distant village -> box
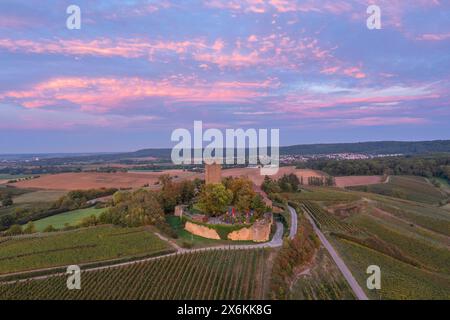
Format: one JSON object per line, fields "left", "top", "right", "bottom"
{"left": 279, "top": 153, "right": 403, "bottom": 164}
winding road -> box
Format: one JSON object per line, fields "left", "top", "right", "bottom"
{"left": 301, "top": 204, "right": 369, "bottom": 300}
{"left": 287, "top": 205, "right": 298, "bottom": 240}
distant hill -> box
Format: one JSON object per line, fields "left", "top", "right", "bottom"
{"left": 127, "top": 140, "right": 450, "bottom": 159}
{"left": 2, "top": 140, "right": 450, "bottom": 162}
{"left": 279, "top": 140, "right": 450, "bottom": 156}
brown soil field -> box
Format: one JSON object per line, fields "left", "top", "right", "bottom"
{"left": 221, "top": 166, "right": 326, "bottom": 186}
{"left": 335, "top": 175, "right": 383, "bottom": 188}
{"left": 11, "top": 170, "right": 202, "bottom": 191}
{"left": 11, "top": 166, "right": 326, "bottom": 190}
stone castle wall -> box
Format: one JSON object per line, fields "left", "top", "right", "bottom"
{"left": 184, "top": 221, "right": 221, "bottom": 240}
{"left": 205, "top": 163, "right": 222, "bottom": 184}
{"left": 227, "top": 219, "right": 272, "bottom": 242}
{"left": 185, "top": 215, "right": 273, "bottom": 243}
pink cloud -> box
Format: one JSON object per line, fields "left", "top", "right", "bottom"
{"left": 275, "top": 83, "right": 441, "bottom": 118}
{"left": 0, "top": 76, "right": 275, "bottom": 112}
{"left": 0, "top": 34, "right": 342, "bottom": 72}
{"left": 0, "top": 38, "right": 209, "bottom": 59}
{"left": 321, "top": 65, "right": 366, "bottom": 79}
{"left": 347, "top": 117, "right": 428, "bottom": 126}
{"left": 416, "top": 33, "right": 450, "bottom": 41}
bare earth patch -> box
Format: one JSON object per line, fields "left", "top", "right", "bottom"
{"left": 11, "top": 167, "right": 326, "bottom": 190}
{"left": 11, "top": 170, "right": 202, "bottom": 191}
{"left": 222, "top": 166, "right": 325, "bottom": 186}
{"left": 335, "top": 175, "right": 383, "bottom": 188}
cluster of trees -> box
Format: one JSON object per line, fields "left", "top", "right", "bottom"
{"left": 98, "top": 177, "right": 201, "bottom": 236}
{"left": 261, "top": 173, "right": 335, "bottom": 193}
{"left": 0, "top": 188, "right": 117, "bottom": 231}
{"left": 197, "top": 177, "right": 267, "bottom": 216}
{"left": 99, "top": 189, "right": 166, "bottom": 227}
{"left": 303, "top": 155, "right": 450, "bottom": 181}
{"left": 270, "top": 210, "right": 320, "bottom": 299}
{"left": 307, "top": 176, "right": 335, "bottom": 186}
{"left": 0, "top": 193, "right": 13, "bottom": 207}
{"left": 157, "top": 175, "right": 201, "bottom": 213}
{"left": 0, "top": 166, "right": 82, "bottom": 175}
{"left": 51, "top": 188, "right": 118, "bottom": 212}
{"left": 1, "top": 177, "right": 201, "bottom": 237}
{"left": 261, "top": 174, "right": 302, "bottom": 193}
{"left": 2, "top": 221, "right": 62, "bottom": 236}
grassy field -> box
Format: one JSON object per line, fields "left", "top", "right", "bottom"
{"left": 0, "top": 225, "right": 173, "bottom": 275}
{"left": 33, "top": 207, "right": 107, "bottom": 231}
{"left": 13, "top": 190, "right": 66, "bottom": 204}
{"left": 349, "top": 176, "right": 448, "bottom": 205}
{"left": 0, "top": 249, "right": 271, "bottom": 300}
{"left": 290, "top": 248, "right": 355, "bottom": 300}
{"left": 283, "top": 187, "right": 360, "bottom": 203}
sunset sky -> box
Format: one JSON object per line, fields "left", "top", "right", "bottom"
{"left": 1, "top": 0, "right": 449, "bottom": 153}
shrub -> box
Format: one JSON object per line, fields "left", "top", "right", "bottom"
{"left": 4, "top": 224, "right": 23, "bottom": 236}
{"left": 23, "top": 222, "right": 36, "bottom": 234}
{"left": 181, "top": 240, "right": 193, "bottom": 249}
{"left": 43, "top": 225, "right": 57, "bottom": 233}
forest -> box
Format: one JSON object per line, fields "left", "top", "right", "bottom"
{"left": 301, "top": 154, "right": 450, "bottom": 181}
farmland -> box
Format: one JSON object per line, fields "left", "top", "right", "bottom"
{"left": 288, "top": 182, "right": 450, "bottom": 300}
{"left": 283, "top": 187, "right": 360, "bottom": 203}
{"left": 0, "top": 226, "right": 173, "bottom": 275}
{"left": 11, "top": 171, "right": 199, "bottom": 190}
{"left": 10, "top": 167, "right": 327, "bottom": 191}
{"left": 0, "top": 248, "right": 271, "bottom": 300}
{"left": 368, "top": 195, "right": 450, "bottom": 236}
{"left": 12, "top": 190, "right": 67, "bottom": 204}
{"left": 222, "top": 167, "right": 325, "bottom": 186}
{"left": 348, "top": 213, "right": 450, "bottom": 273}
{"left": 348, "top": 176, "right": 448, "bottom": 205}
{"left": 331, "top": 237, "right": 450, "bottom": 299}
{"left": 33, "top": 207, "right": 107, "bottom": 231}
{"left": 300, "top": 201, "right": 361, "bottom": 234}
{"left": 335, "top": 175, "right": 383, "bottom": 188}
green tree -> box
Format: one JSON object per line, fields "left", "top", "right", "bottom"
{"left": 79, "top": 215, "right": 99, "bottom": 227}
{"left": 101, "top": 189, "right": 165, "bottom": 227}
{"left": 5, "top": 224, "right": 22, "bottom": 236}
{"left": 1, "top": 196, "right": 13, "bottom": 207}
{"left": 251, "top": 194, "right": 267, "bottom": 215}
{"left": 43, "top": 225, "right": 57, "bottom": 233}
{"left": 197, "top": 184, "right": 232, "bottom": 216}
{"left": 23, "top": 221, "right": 36, "bottom": 234}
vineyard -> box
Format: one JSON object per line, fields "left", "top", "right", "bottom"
{"left": 0, "top": 248, "right": 271, "bottom": 300}
{"left": 290, "top": 249, "right": 355, "bottom": 300}
{"left": 301, "top": 201, "right": 360, "bottom": 234}
{"left": 0, "top": 226, "right": 173, "bottom": 275}
{"left": 348, "top": 176, "right": 448, "bottom": 205}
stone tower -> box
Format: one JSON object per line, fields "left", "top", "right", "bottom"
{"left": 205, "top": 163, "right": 222, "bottom": 185}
